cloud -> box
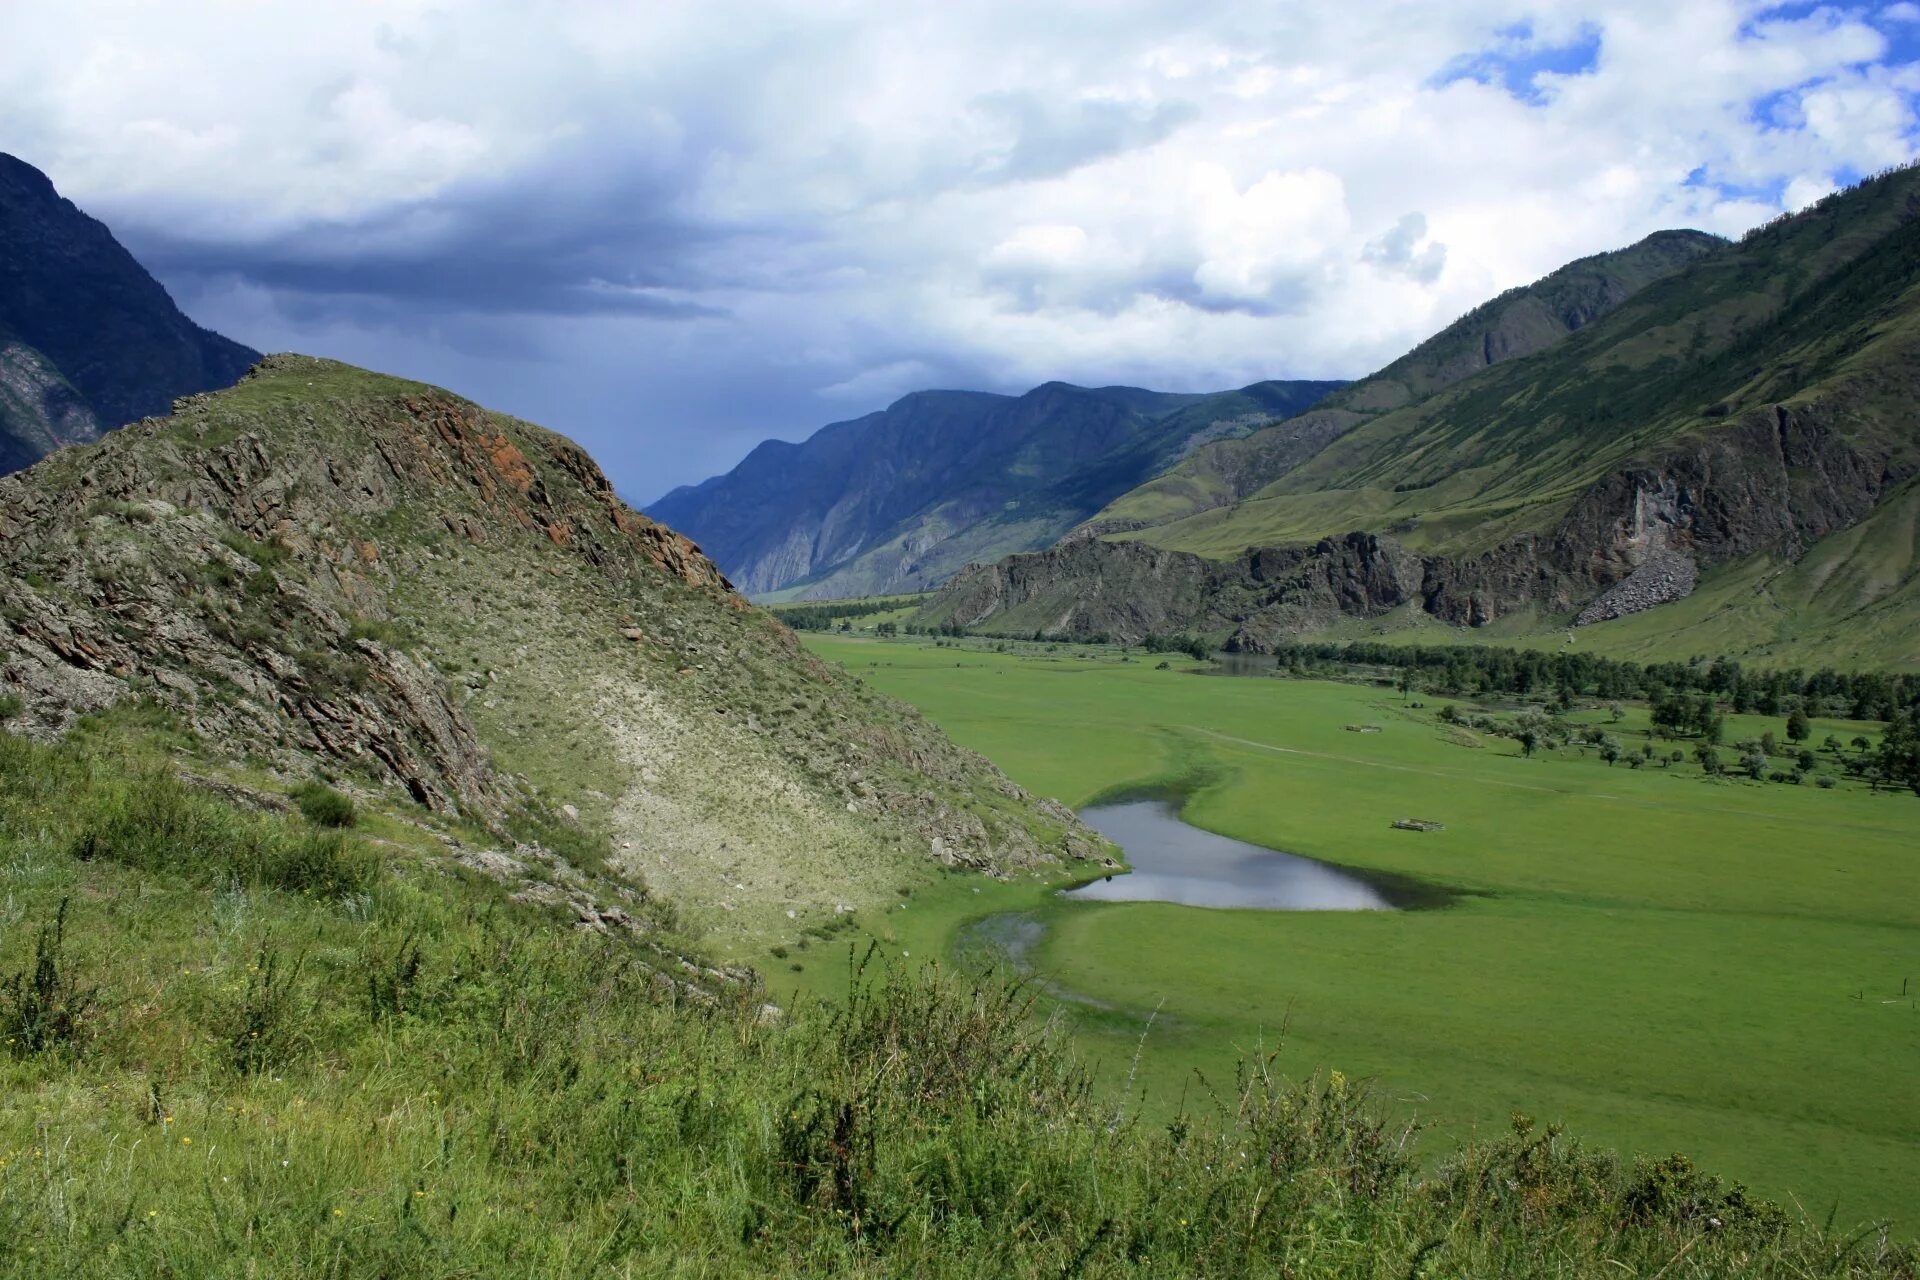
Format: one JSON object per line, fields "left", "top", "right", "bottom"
{"left": 0, "top": 0, "right": 1915, "bottom": 499}
{"left": 1363, "top": 213, "right": 1448, "bottom": 284}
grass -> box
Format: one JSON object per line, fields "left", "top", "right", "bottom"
{"left": 794, "top": 634, "right": 1920, "bottom": 1234}
{"left": 7, "top": 724, "right": 1908, "bottom": 1274}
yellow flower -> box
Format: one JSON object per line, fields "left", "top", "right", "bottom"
{"left": 181, "top": 1137, "right": 191, "bottom": 1145}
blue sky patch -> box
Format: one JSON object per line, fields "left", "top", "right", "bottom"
{"left": 1432, "top": 21, "right": 1603, "bottom": 105}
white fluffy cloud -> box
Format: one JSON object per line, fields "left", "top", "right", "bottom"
{"left": 1, "top": 0, "right": 1915, "bottom": 494}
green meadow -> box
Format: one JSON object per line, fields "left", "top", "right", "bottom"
{"left": 793, "top": 634, "right": 1920, "bottom": 1231}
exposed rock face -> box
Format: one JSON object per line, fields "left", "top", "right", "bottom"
{"left": 0, "top": 338, "right": 102, "bottom": 473}
{"left": 926, "top": 398, "right": 1897, "bottom": 645}
{"left": 1, "top": 356, "right": 1105, "bottom": 926}
{"left": 0, "top": 153, "right": 259, "bottom": 473}
{"left": 930, "top": 532, "right": 1423, "bottom": 648}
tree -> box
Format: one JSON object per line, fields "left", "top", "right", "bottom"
{"left": 1786, "top": 708, "right": 1811, "bottom": 742}
{"left": 1694, "top": 742, "right": 1722, "bottom": 775}
{"left": 1741, "top": 745, "right": 1768, "bottom": 781}
{"left": 1874, "top": 709, "right": 1920, "bottom": 795}
{"left": 1599, "top": 736, "right": 1622, "bottom": 767}
{"left": 1607, "top": 702, "right": 1623, "bottom": 723}
{"left": 1513, "top": 709, "right": 1551, "bottom": 758}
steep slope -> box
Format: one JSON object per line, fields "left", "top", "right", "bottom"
{"left": 649, "top": 377, "right": 1343, "bottom": 599}
{"left": 927, "top": 166, "right": 1920, "bottom": 666}
{"left": 1080, "top": 230, "right": 1724, "bottom": 539}
{"left": 0, "top": 356, "right": 1104, "bottom": 941}
{"left": 0, "top": 153, "right": 259, "bottom": 472}
{"left": 0, "top": 333, "right": 102, "bottom": 472}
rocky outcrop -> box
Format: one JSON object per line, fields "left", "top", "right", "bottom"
{"left": 926, "top": 531, "right": 1423, "bottom": 647}
{"left": 1, "top": 356, "right": 1107, "bottom": 911}
{"left": 925, "top": 396, "right": 1899, "bottom": 644}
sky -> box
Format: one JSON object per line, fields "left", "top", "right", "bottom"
{"left": 4, "top": 1, "right": 1919, "bottom": 503}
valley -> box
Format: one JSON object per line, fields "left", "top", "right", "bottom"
{"left": 784, "top": 633, "right": 1920, "bottom": 1229}
{"left": 10, "top": 10, "right": 1920, "bottom": 1273}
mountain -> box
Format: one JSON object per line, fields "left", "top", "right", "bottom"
{"left": 924, "top": 165, "right": 1920, "bottom": 669}
{"left": 1077, "top": 228, "right": 1724, "bottom": 541}
{"left": 0, "top": 153, "right": 258, "bottom": 473}
{"left": 648, "top": 377, "right": 1345, "bottom": 599}
{"left": 0, "top": 355, "right": 1104, "bottom": 939}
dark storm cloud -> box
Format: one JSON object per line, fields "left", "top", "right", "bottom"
{"left": 11, "top": 1, "right": 1913, "bottom": 500}
{"left": 120, "top": 146, "right": 741, "bottom": 320}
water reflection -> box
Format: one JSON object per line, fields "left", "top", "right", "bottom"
{"left": 1068, "top": 797, "right": 1399, "bottom": 911}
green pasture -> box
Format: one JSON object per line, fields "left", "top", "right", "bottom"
{"left": 792, "top": 634, "right": 1920, "bottom": 1231}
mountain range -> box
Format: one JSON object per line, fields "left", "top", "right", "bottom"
{"left": 918, "top": 166, "right": 1920, "bottom": 670}
{"left": 0, "top": 153, "right": 258, "bottom": 475}
{"left": 649, "top": 377, "right": 1344, "bottom": 599}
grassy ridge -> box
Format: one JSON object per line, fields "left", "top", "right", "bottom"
{"left": 796, "top": 635, "right": 1920, "bottom": 1233}
{"left": 8, "top": 725, "right": 1912, "bottom": 1274}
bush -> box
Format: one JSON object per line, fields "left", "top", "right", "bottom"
{"left": 292, "top": 779, "right": 357, "bottom": 828}
{"left": 1, "top": 899, "right": 98, "bottom": 1056}
{"left": 0, "top": 693, "right": 22, "bottom": 720}
{"left": 226, "top": 940, "right": 307, "bottom": 1074}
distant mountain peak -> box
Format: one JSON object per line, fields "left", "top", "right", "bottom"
{"left": 648, "top": 376, "right": 1346, "bottom": 599}
{"left": 0, "top": 151, "right": 260, "bottom": 475}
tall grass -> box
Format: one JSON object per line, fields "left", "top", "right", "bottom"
{"left": 0, "top": 725, "right": 1912, "bottom": 1276}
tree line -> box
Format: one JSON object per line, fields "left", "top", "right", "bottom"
{"left": 1268, "top": 640, "right": 1919, "bottom": 721}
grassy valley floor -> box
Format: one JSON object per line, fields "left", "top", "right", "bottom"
{"left": 788, "top": 634, "right": 1920, "bottom": 1232}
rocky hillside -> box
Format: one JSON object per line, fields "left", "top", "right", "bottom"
{"left": 926, "top": 167, "right": 1920, "bottom": 668}
{"left": 0, "top": 153, "right": 258, "bottom": 474}
{"left": 1077, "top": 229, "right": 1723, "bottom": 540}
{"left": 649, "top": 377, "right": 1343, "bottom": 599}
{"left": 0, "top": 356, "right": 1105, "bottom": 943}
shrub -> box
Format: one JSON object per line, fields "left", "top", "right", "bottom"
{"left": 0, "top": 693, "right": 21, "bottom": 720}
{"left": 292, "top": 779, "right": 357, "bottom": 828}
{"left": 0, "top": 899, "right": 98, "bottom": 1056}
{"left": 226, "top": 940, "right": 307, "bottom": 1074}
{"left": 359, "top": 931, "right": 423, "bottom": 1024}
